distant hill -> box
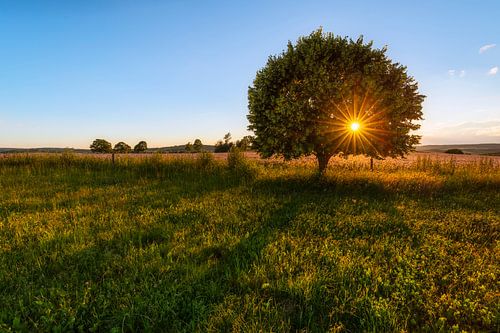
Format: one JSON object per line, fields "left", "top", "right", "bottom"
{"left": 0, "top": 145, "right": 216, "bottom": 154}
{"left": 0, "top": 147, "right": 90, "bottom": 154}
{"left": 417, "top": 143, "right": 500, "bottom": 155}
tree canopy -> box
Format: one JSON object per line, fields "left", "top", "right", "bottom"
{"left": 247, "top": 29, "right": 425, "bottom": 173}
{"left": 90, "top": 139, "right": 112, "bottom": 153}
{"left": 114, "top": 142, "right": 131, "bottom": 153}
{"left": 133, "top": 141, "right": 147, "bottom": 153}
{"left": 235, "top": 135, "right": 254, "bottom": 151}
{"left": 193, "top": 139, "right": 203, "bottom": 152}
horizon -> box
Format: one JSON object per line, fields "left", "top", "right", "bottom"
{"left": 1, "top": 1, "right": 499, "bottom": 148}
{"left": 2, "top": 142, "right": 500, "bottom": 151}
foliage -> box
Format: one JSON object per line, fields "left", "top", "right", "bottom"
{"left": 133, "top": 141, "right": 148, "bottom": 153}
{"left": 196, "top": 152, "right": 216, "bottom": 170}
{"left": 235, "top": 135, "right": 254, "bottom": 151}
{"left": 0, "top": 154, "right": 498, "bottom": 332}
{"left": 193, "top": 139, "right": 203, "bottom": 152}
{"left": 227, "top": 147, "right": 256, "bottom": 179}
{"left": 226, "top": 147, "right": 244, "bottom": 169}
{"left": 445, "top": 148, "right": 464, "bottom": 154}
{"left": 248, "top": 29, "right": 425, "bottom": 173}
{"left": 185, "top": 142, "right": 193, "bottom": 152}
{"left": 114, "top": 141, "right": 131, "bottom": 153}
{"left": 89, "top": 139, "right": 112, "bottom": 153}
{"left": 214, "top": 132, "right": 234, "bottom": 153}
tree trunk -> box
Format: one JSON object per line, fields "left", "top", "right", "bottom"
{"left": 316, "top": 153, "right": 332, "bottom": 175}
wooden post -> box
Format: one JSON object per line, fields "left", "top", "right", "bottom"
{"left": 370, "top": 157, "right": 374, "bottom": 172}
{"left": 112, "top": 152, "right": 115, "bottom": 166}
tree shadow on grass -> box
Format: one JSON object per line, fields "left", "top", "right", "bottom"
{"left": 0, "top": 183, "right": 306, "bottom": 331}
{"left": 3, "top": 170, "right": 490, "bottom": 331}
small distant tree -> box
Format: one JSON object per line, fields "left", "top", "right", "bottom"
{"left": 185, "top": 142, "right": 193, "bottom": 152}
{"left": 114, "top": 142, "right": 131, "bottom": 153}
{"left": 235, "top": 135, "right": 254, "bottom": 151}
{"left": 193, "top": 139, "right": 203, "bottom": 152}
{"left": 215, "top": 132, "right": 234, "bottom": 153}
{"left": 133, "top": 141, "right": 147, "bottom": 153}
{"left": 90, "top": 139, "right": 112, "bottom": 153}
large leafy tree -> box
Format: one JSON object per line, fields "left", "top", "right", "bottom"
{"left": 90, "top": 139, "right": 112, "bottom": 153}
{"left": 248, "top": 29, "right": 424, "bottom": 173}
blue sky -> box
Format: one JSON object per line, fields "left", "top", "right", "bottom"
{"left": 0, "top": 0, "right": 499, "bottom": 148}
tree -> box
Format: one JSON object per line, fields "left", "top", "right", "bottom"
{"left": 235, "top": 135, "right": 254, "bottom": 151}
{"left": 247, "top": 29, "right": 424, "bottom": 173}
{"left": 133, "top": 141, "right": 148, "bottom": 153}
{"left": 214, "top": 132, "right": 233, "bottom": 153}
{"left": 193, "top": 139, "right": 203, "bottom": 152}
{"left": 185, "top": 142, "right": 193, "bottom": 152}
{"left": 114, "top": 142, "right": 131, "bottom": 153}
{"left": 90, "top": 139, "right": 112, "bottom": 153}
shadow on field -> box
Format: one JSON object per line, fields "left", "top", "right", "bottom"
{"left": 3, "top": 165, "right": 497, "bottom": 331}
{"left": 0, "top": 171, "right": 414, "bottom": 331}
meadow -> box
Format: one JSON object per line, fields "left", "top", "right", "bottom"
{"left": 0, "top": 152, "right": 498, "bottom": 332}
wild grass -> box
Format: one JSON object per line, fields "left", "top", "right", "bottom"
{"left": 0, "top": 152, "right": 498, "bottom": 332}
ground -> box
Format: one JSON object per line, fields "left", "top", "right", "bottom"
{"left": 0, "top": 152, "right": 498, "bottom": 332}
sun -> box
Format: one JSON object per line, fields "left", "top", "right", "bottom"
{"left": 319, "top": 90, "right": 389, "bottom": 155}
{"left": 350, "top": 121, "right": 360, "bottom": 132}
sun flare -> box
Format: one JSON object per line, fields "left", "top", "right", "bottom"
{"left": 350, "top": 122, "right": 360, "bottom": 132}
{"left": 318, "top": 90, "right": 390, "bottom": 155}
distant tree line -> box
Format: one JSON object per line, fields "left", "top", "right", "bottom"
{"left": 214, "top": 133, "right": 254, "bottom": 153}
{"left": 90, "top": 139, "right": 148, "bottom": 153}
{"left": 90, "top": 134, "right": 254, "bottom": 154}
{"left": 184, "top": 133, "right": 254, "bottom": 153}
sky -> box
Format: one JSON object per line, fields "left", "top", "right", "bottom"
{"left": 0, "top": 0, "right": 499, "bottom": 148}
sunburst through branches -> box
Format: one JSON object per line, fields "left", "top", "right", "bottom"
{"left": 323, "top": 91, "right": 389, "bottom": 156}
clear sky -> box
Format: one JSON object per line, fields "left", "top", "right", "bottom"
{"left": 0, "top": 0, "right": 499, "bottom": 148}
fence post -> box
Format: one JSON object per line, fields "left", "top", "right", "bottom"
{"left": 112, "top": 152, "right": 115, "bottom": 166}
{"left": 370, "top": 157, "right": 374, "bottom": 172}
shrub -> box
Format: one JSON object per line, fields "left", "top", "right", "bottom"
{"left": 196, "top": 152, "right": 216, "bottom": 170}
{"left": 227, "top": 147, "right": 245, "bottom": 170}
{"left": 445, "top": 149, "right": 464, "bottom": 154}
{"left": 227, "top": 147, "right": 256, "bottom": 179}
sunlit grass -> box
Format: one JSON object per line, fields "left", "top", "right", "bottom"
{"left": 0, "top": 153, "right": 498, "bottom": 331}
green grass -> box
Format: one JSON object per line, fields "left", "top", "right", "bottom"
{"left": 0, "top": 153, "right": 498, "bottom": 332}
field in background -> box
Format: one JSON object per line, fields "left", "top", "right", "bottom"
{"left": 0, "top": 153, "right": 498, "bottom": 331}
{"left": 2, "top": 142, "right": 500, "bottom": 155}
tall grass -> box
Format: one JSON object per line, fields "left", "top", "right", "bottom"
{"left": 0, "top": 153, "right": 498, "bottom": 332}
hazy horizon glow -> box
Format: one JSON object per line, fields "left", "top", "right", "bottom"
{"left": 1, "top": 1, "right": 499, "bottom": 148}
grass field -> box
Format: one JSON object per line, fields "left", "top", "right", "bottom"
{"left": 0, "top": 152, "right": 499, "bottom": 332}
